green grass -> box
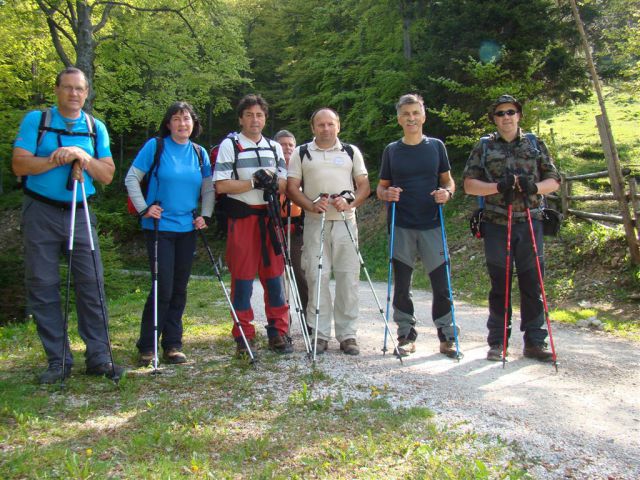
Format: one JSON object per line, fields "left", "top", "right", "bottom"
{"left": 0, "top": 278, "right": 531, "bottom": 479}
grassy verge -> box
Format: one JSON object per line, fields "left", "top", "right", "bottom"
{"left": 0, "top": 278, "right": 531, "bottom": 479}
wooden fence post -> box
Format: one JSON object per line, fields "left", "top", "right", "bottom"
{"left": 629, "top": 176, "right": 640, "bottom": 242}
{"left": 560, "top": 173, "right": 569, "bottom": 216}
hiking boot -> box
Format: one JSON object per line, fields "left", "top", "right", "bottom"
{"left": 523, "top": 343, "right": 554, "bottom": 362}
{"left": 440, "top": 341, "right": 463, "bottom": 359}
{"left": 38, "top": 364, "right": 71, "bottom": 385}
{"left": 268, "top": 334, "right": 293, "bottom": 354}
{"left": 163, "top": 348, "right": 187, "bottom": 364}
{"left": 314, "top": 339, "right": 328, "bottom": 355}
{"left": 235, "top": 339, "right": 256, "bottom": 358}
{"left": 86, "top": 362, "right": 126, "bottom": 382}
{"left": 395, "top": 328, "right": 418, "bottom": 357}
{"left": 339, "top": 338, "right": 360, "bottom": 356}
{"left": 487, "top": 344, "right": 508, "bottom": 361}
{"left": 138, "top": 351, "right": 154, "bottom": 367}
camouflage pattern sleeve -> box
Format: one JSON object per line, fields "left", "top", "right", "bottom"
{"left": 462, "top": 141, "right": 485, "bottom": 180}
{"left": 537, "top": 139, "right": 561, "bottom": 183}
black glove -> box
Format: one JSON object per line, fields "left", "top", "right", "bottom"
{"left": 496, "top": 174, "right": 516, "bottom": 194}
{"left": 253, "top": 169, "right": 276, "bottom": 191}
{"left": 518, "top": 175, "right": 538, "bottom": 194}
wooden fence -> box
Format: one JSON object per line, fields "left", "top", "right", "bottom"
{"left": 547, "top": 167, "right": 640, "bottom": 245}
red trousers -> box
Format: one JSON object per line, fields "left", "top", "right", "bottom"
{"left": 226, "top": 211, "right": 288, "bottom": 340}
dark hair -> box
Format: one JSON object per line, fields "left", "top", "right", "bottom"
{"left": 158, "top": 101, "right": 202, "bottom": 139}
{"left": 309, "top": 107, "right": 340, "bottom": 126}
{"left": 274, "top": 129, "right": 295, "bottom": 142}
{"left": 236, "top": 94, "right": 269, "bottom": 118}
{"left": 55, "top": 67, "right": 88, "bottom": 89}
{"left": 395, "top": 93, "right": 425, "bottom": 114}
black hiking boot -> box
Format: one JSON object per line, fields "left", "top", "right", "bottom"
{"left": 38, "top": 364, "right": 71, "bottom": 385}
{"left": 235, "top": 338, "right": 256, "bottom": 358}
{"left": 86, "top": 362, "right": 126, "bottom": 382}
{"left": 487, "top": 344, "right": 508, "bottom": 361}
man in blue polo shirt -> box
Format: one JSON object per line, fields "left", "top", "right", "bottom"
{"left": 12, "top": 67, "right": 124, "bottom": 384}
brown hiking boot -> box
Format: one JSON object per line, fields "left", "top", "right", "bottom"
{"left": 235, "top": 338, "right": 256, "bottom": 358}
{"left": 487, "top": 344, "right": 508, "bottom": 361}
{"left": 163, "top": 348, "right": 187, "bottom": 364}
{"left": 138, "top": 351, "right": 154, "bottom": 367}
{"left": 339, "top": 338, "right": 360, "bottom": 356}
{"left": 314, "top": 339, "right": 328, "bottom": 355}
{"left": 268, "top": 334, "right": 293, "bottom": 354}
{"left": 440, "top": 341, "right": 462, "bottom": 359}
{"left": 395, "top": 328, "right": 417, "bottom": 357}
{"left": 523, "top": 343, "right": 554, "bottom": 362}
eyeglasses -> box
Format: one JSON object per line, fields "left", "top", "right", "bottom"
{"left": 59, "top": 85, "right": 87, "bottom": 94}
{"left": 494, "top": 109, "right": 518, "bottom": 117}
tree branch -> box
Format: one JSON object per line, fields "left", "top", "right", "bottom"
{"left": 45, "top": 17, "right": 74, "bottom": 67}
{"left": 93, "top": 3, "right": 115, "bottom": 33}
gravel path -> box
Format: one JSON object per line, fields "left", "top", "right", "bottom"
{"left": 250, "top": 280, "right": 640, "bottom": 479}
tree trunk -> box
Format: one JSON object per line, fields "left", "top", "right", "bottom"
{"left": 75, "top": 1, "right": 96, "bottom": 113}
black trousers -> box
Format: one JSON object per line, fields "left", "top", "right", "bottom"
{"left": 137, "top": 230, "right": 196, "bottom": 353}
{"left": 482, "top": 220, "right": 547, "bottom": 347}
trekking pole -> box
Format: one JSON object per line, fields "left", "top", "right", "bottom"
{"left": 265, "top": 191, "right": 312, "bottom": 354}
{"left": 523, "top": 195, "right": 559, "bottom": 371}
{"left": 437, "top": 201, "right": 462, "bottom": 361}
{"left": 79, "top": 180, "right": 120, "bottom": 383}
{"left": 312, "top": 194, "right": 328, "bottom": 364}
{"left": 194, "top": 219, "right": 255, "bottom": 363}
{"left": 337, "top": 207, "right": 402, "bottom": 364}
{"left": 151, "top": 203, "right": 161, "bottom": 375}
{"left": 502, "top": 189, "right": 514, "bottom": 369}
{"left": 60, "top": 178, "right": 79, "bottom": 389}
{"left": 384, "top": 201, "right": 396, "bottom": 355}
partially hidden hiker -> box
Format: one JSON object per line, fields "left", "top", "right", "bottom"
{"left": 12, "top": 67, "right": 125, "bottom": 384}
{"left": 275, "top": 129, "right": 309, "bottom": 315}
{"left": 125, "top": 101, "right": 213, "bottom": 367}
{"left": 376, "top": 93, "right": 461, "bottom": 358}
{"left": 213, "top": 94, "right": 291, "bottom": 357}
{"left": 286, "top": 108, "right": 370, "bottom": 356}
{"left": 462, "top": 94, "right": 561, "bottom": 363}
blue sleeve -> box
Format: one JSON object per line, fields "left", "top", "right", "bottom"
{"left": 132, "top": 138, "right": 158, "bottom": 174}
{"left": 94, "top": 118, "right": 112, "bottom": 158}
{"left": 13, "top": 111, "right": 41, "bottom": 154}
{"left": 437, "top": 140, "right": 451, "bottom": 174}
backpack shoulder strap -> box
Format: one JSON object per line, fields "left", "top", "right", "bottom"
{"left": 341, "top": 142, "right": 355, "bottom": 160}
{"left": 477, "top": 135, "right": 495, "bottom": 209}
{"left": 227, "top": 133, "right": 242, "bottom": 180}
{"left": 150, "top": 136, "right": 164, "bottom": 178}
{"left": 192, "top": 143, "right": 204, "bottom": 169}
{"left": 83, "top": 112, "right": 98, "bottom": 157}
{"left": 36, "top": 108, "right": 52, "bottom": 147}
{"left": 299, "top": 143, "right": 310, "bottom": 161}
{"left": 524, "top": 132, "right": 539, "bottom": 152}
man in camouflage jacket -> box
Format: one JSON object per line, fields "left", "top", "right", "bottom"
{"left": 463, "top": 95, "right": 561, "bottom": 362}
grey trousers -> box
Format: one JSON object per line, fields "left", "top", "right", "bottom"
{"left": 392, "top": 226, "right": 455, "bottom": 342}
{"left": 21, "top": 197, "right": 112, "bottom": 369}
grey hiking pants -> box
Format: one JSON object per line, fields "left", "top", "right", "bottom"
{"left": 392, "top": 226, "right": 455, "bottom": 342}
{"left": 21, "top": 197, "right": 112, "bottom": 369}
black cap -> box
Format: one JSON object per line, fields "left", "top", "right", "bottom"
{"left": 488, "top": 94, "right": 523, "bottom": 121}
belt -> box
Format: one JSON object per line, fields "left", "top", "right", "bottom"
{"left": 484, "top": 203, "right": 541, "bottom": 218}
{"left": 24, "top": 188, "right": 86, "bottom": 210}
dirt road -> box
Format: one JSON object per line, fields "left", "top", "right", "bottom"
{"left": 255, "top": 280, "right": 640, "bottom": 479}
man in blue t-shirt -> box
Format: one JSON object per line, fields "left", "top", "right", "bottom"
{"left": 12, "top": 67, "right": 124, "bottom": 384}
{"left": 376, "top": 93, "right": 462, "bottom": 358}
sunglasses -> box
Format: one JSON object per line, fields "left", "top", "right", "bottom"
{"left": 494, "top": 109, "right": 518, "bottom": 117}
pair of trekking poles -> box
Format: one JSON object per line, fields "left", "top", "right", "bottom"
{"left": 500, "top": 188, "right": 558, "bottom": 371}
{"left": 61, "top": 167, "right": 119, "bottom": 387}
{"left": 381, "top": 192, "right": 462, "bottom": 361}
{"left": 195, "top": 185, "right": 312, "bottom": 364}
